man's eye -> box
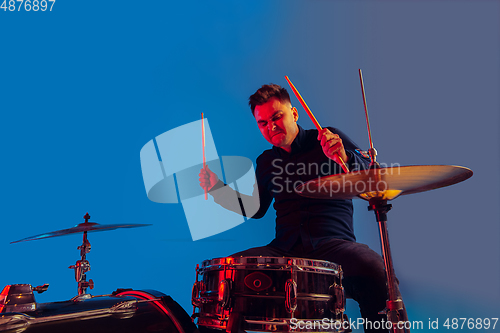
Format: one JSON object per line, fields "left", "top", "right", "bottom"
{"left": 259, "top": 122, "right": 267, "bottom": 127}
{"left": 272, "top": 115, "right": 283, "bottom": 121}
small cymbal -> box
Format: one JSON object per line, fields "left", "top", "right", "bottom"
{"left": 295, "top": 165, "right": 472, "bottom": 201}
{"left": 11, "top": 222, "right": 151, "bottom": 244}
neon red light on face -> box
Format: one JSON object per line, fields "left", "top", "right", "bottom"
{"left": 254, "top": 97, "right": 299, "bottom": 153}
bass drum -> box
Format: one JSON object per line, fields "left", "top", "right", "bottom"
{"left": 0, "top": 288, "right": 197, "bottom": 333}
{"left": 192, "top": 256, "right": 347, "bottom": 333}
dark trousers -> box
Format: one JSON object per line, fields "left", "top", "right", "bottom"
{"left": 232, "top": 238, "right": 398, "bottom": 333}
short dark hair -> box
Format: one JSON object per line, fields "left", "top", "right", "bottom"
{"left": 249, "top": 84, "right": 291, "bottom": 115}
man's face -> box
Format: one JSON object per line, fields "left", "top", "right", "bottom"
{"left": 254, "top": 97, "right": 299, "bottom": 152}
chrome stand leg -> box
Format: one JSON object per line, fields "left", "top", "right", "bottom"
{"left": 369, "top": 198, "right": 410, "bottom": 333}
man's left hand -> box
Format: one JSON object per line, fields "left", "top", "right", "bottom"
{"left": 317, "top": 128, "right": 349, "bottom": 164}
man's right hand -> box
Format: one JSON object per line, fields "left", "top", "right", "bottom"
{"left": 199, "top": 165, "right": 219, "bottom": 192}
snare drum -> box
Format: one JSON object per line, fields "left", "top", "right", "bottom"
{"left": 192, "top": 256, "right": 347, "bottom": 332}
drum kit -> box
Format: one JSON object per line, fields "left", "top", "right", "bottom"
{"left": 190, "top": 170, "right": 472, "bottom": 333}
{"left": 0, "top": 73, "right": 473, "bottom": 333}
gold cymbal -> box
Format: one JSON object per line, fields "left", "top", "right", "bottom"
{"left": 295, "top": 165, "right": 473, "bottom": 201}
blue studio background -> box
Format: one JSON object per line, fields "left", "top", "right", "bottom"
{"left": 1, "top": 1, "right": 499, "bottom": 331}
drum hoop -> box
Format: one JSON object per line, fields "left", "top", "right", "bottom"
{"left": 198, "top": 256, "right": 340, "bottom": 274}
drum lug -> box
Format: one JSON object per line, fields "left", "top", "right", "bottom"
{"left": 284, "top": 279, "right": 297, "bottom": 313}
{"left": 218, "top": 279, "right": 232, "bottom": 309}
{"left": 191, "top": 281, "right": 205, "bottom": 308}
{"left": 328, "top": 283, "right": 345, "bottom": 315}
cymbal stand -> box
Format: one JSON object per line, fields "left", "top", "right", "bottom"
{"left": 68, "top": 213, "right": 94, "bottom": 296}
{"left": 359, "top": 70, "right": 408, "bottom": 332}
{"left": 368, "top": 198, "right": 407, "bottom": 332}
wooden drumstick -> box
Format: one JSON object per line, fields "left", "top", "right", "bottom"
{"left": 201, "top": 113, "right": 207, "bottom": 200}
{"left": 285, "top": 76, "right": 349, "bottom": 173}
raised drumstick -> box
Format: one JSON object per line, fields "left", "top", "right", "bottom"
{"left": 285, "top": 76, "right": 349, "bottom": 173}
{"left": 358, "top": 69, "right": 377, "bottom": 166}
{"left": 202, "top": 113, "right": 207, "bottom": 200}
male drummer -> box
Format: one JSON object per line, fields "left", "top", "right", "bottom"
{"left": 199, "top": 84, "right": 400, "bottom": 333}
